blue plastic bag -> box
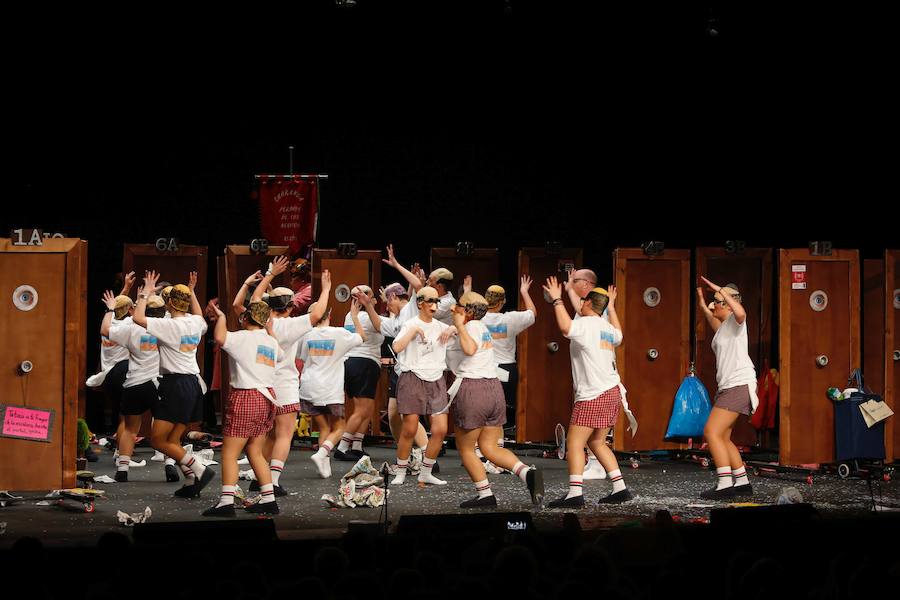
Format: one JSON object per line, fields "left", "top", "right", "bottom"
{"left": 665, "top": 375, "right": 712, "bottom": 439}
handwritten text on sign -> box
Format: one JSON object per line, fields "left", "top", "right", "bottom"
{"left": 0, "top": 404, "right": 55, "bottom": 443}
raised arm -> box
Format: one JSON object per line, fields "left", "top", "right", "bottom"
{"left": 119, "top": 271, "right": 136, "bottom": 297}
{"left": 188, "top": 271, "right": 203, "bottom": 316}
{"left": 100, "top": 290, "right": 117, "bottom": 337}
{"left": 383, "top": 244, "right": 424, "bottom": 292}
{"left": 355, "top": 289, "right": 382, "bottom": 331}
{"left": 349, "top": 298, "right": 367, "bottom": 343}
{"left": 543, "top": 276, "right": 572, "bottom": 335}
{"left": 234, "top": 270, "right": 263, "bottom": 315}
{"left": 696, "top": 287, "right": 721, "bottom": 332}
{"left": 605, "top": 285, "right": 622, "bottom": 332}
{"left": 519, "top": 275, "right": 537, "bottom": 315}
{"left": 564, "top": 268, "right": 583, "bottom": 313}
{"left": 133, "top": 270, "right": 160, "bottom": 328}
{"left": 308, "top": 270, "right": 331, "bottom": 325}
{"left": 700, "top": 275, "right": 746, "bottom": 324}
{"left": 211, "top": 300, "right": 228, "bottom": 346}
{"left": 251, "top": 256, "right": 291, "bottom": 303}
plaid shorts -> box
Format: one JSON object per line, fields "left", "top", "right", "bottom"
{"left": 275, "top": 402, "right": 301, "bottom": 416}
{"left": 223, "top": 388, "right": 276, "bottom": 438}
{"left": 570, "top": 386, "right": 621, "bottom": 429}
{"left": 300, "top": 399, "right": 345, "bottom": 418}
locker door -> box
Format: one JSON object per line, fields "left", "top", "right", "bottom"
{"left": 779, "top": 249, "right": 860, "bottom": 465}
{"left": 430, "top": 248, "right": 500, "bottom": 298}
{"left": 0, "top": 238, "right": 85, "bottom": 491}
{"left": 614, "top": 248, "right": 691, "bottom": 452}
{"left": 516, "top": 247, "right": 583, "bottom": 443}
{"left": 886, "top": 250, "right": 899, "bottom": 461}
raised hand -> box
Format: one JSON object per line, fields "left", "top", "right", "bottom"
{"left": 188, "top": 271, "right": 199, "bottom": 290}
{"left": 143, "top": 270, "right": 160, "bottom": 291}
{"left": 607, "top": 284, "right": 617, "bottom": 306}
{"left": 520, "top": 275, "right": 532, "bottom": 294}
{"left": 102, "top": 290, "right": 116, "bottom": 309}
{"left": 563, "top": 267, "right": 575, "bottom": 292}
{"left": 463, "top": 275, "right": 472, "bottom": 294}
{"left": 354, "top": 291, "right": 372, "bottom": 307}
{"left": 543, "top": 276, "right": 563, "bottom": 300}
{"left": 244, "top": 270, "right": 263, "bottom": 287}
{"left": 699, "top": 275, "right": 721, "bottom": 293}
{"left": 270, "top": 256, "right": 290, "bottom": 276}
{"left": 121, "top": 271, "right": 136, "bottom": 294}
{"left": 321, "top": 269, "right": 332, "bottom": 290}
{"left": 350, "top": 298, "right": 361, "bottom": 315}
{"left": 383, "top": 244, "right": 399, "bottom": 268}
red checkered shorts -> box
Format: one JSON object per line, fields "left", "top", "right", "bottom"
{"left": 223, "top": 388, "right": 276, "bottom": 438}
{"left": 570, "top": 386, "right": 621, "bottom": 429}
{"left": 275, "top": 402, "right": 300, "bottom": 416}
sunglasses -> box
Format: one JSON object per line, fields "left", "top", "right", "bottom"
{"left": 419, "top": 298, "right": 439, "bottom": 304}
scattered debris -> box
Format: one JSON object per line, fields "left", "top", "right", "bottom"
{"left": 117, "top": 506, "right": 152, "bottom": 526}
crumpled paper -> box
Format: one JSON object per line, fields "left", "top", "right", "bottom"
{"left": 321, "top": 456, "right": 388, "bottom": 508}
{"left": 117, "top": 506, "right": 152, "bottom": 526}
{"left": 777, "top": 487, "right": 804, "bottom": 505}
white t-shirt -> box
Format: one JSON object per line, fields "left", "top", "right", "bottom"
{"left": 221, "top": 328, "right": 280, "bottom": 399}
{"left": 394, "top": 316, "right": 451, "bottom": 382}
{"left": 299, "top": 326, "right": 363, "bottom": 405}
{"left": 344, "top": 312, "right": 385, "bottom": 364}
{"left": 482, "top": 310, "right": 535, "bottom": 365}
{"left": 108, "top": 319, "right": 160, "bottom": 388}
{"left": 100, "top": 316, "right": 131, "bottom": 370}
{"left": 565, "top": 315, "right": 623, "bottom": 402}
{"left": 380, "top": 299, "right": 418, "bottom": 338}
{"left": 146, "top": 314, "right": 208, "bottom": 375}
{"left": 434, "top": 292, "right": 456, "bottom": 325}
{"left": 447, "top": 320, "right": 498, "bottom": 379}
{"left": 711, "top": 314, "right": 757, "bottom": 391}
{"left": 270, "top": 315, "right": 314, "bottom": 405}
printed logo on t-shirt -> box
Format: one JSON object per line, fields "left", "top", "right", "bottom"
{"left": 344, "top": 324, "right": 356, "bottom": 333}
{"left": 481, "top": 331, "right": 494, "bottom": 350}
{"left": 179, "top": 335, "right": 200, "bottom": 352}
{"left": 307, "top": 339, "right": 336, "bottom": 356}
{"left": 139, "top": 335, "right": 158, "bottom": 352}
{"left": 599, "top": 331, "right": 617, "bottom": 352}
{"left": 256, "top": 345, "right": 276, "bottom": 367}
{"left": 486, "top": 324, "right": 508, "bottom": 339}
{"left": 101, "top": 336, "right": 118, "bottom": 348}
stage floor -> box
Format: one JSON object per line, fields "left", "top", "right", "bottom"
{"left": 1, "top": 443, "right": 897, "bottom": 548}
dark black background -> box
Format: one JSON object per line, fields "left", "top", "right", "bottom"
{"left": 3, "top": 1, "right": 893, "bottom": 331}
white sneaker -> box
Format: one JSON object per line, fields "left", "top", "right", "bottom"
{"left": 151, "top": 451, "right": 165, "bottom": 462}
{"left": 238, "top": 469, "right": 257, "bottom": 481}
{"left": 417, "top": 472, "right": 447, "bottom": 485}
{"left": 483, "top": 460, "right": 502, "bottom": 475}
{"left": 311, "top": 453, "right": 331, "bottom": 478}
{"left": 238, "top": 455, "right": 250, "bottom": 465}
{"left": 583, "top": 461, "right": 607, "bottom": 480}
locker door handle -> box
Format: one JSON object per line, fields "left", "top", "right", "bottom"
{"left": 816, "top": 355, "right": 829, "bottom": 368}
{"left": 18, "top": 360, "right": 33, "bottom": 375}
{"left": 647, "top": 348, "right": 659, "bottom": 361}
{"left": 893, "top": 350, "right": 900, "bottom": 362}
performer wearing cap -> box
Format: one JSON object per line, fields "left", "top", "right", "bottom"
{"left": 301, "top": 299, "right": 366, "bottom": 478}
{"left": 391, "top": 286, "right": 453, "bottom": 486}
{"left": 133, "top": 270, "right": 216, "bottom": 498}
{"left": 448, "top": 292, "right": 544, "bottom": 507}
{"left": 696, "top": 277, "right": 757, "bottom": 499}
{"left": 335, "top": 284, "right": 385, "bottom": 461}
{"left": 288, "top": 257, "right": 313, "bottom": 317}
{"left": 379, "top": 282, "right": 430, "bottom": 462}
{"left": 244, "top": 257, "right": 331, "bottom": 494}
{"left": 543, "top": 277, "right": 633, "bottom": 506}
{"left": 101, "top": 289, "right": 166, "bottom": 482}
{"left": 381, "top": 243, "right": 456, "bottom": 325}
{"left": 202, "top": 297, "right": 282, "bottom": 517}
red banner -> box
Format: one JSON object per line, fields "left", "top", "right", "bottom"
{"left": 257, "top": 176, "right": 318, "bottom": 255}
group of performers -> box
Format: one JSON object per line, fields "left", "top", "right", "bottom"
{"left": 88, "top": 245, "right": 758, "bottom": 515}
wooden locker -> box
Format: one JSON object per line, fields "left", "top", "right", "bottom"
{"left": 1, "top": 238, "right": 86, "bottom": 491}
{"left": 613, "top": 248, "right": 691, "bottom": 452}
{"left": 430, "top": 247, "right": 500, "bottom": 297}
{"left": 886, "top": 250, "right": 899, "bottom": 462}
{"left": 516, "top": 247, "right": 583, "bottom": 443}
{"left": 695, "top": 247, "right": 774, "bottom": 448}
{"left": 778, "top": 248, "right": 860, "bottom": 465}
{"left": 312, "top": 248, "right": 383, "bottom": 434}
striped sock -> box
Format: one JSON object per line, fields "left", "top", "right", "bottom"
{"left": 259, "top": 483, "right": 276, "bottom": 504}
{"left": 566, "top": 474, "right": 583, "bottom": 499}
{"left": 180, "top": 454, "right": 206, "bottom": 478}
{"left": 270, "top": 459, "right": 285, "bottom": 486}
{"left": 351, "top": 432, "right": 364, "bottom": 451}
{"left": 474, "top": 444, "right": 484, "bottom": 459}
{"left": 117, "top": 455, "right": 131, "bottom": 472}
{"left": 337, "top": 433, "right": 353, "bottom": 453}
{"left": 215, "top": 485, "right": 235, "bottom": 508}
{"left": 179, "top": 464, "right": 195, "bottom": 485}
{"left": 716, "top": 466, "right": 734, "bottom": 490}
{"left": 392, "top": 458, "right": 408, "bottom": 483}
{"left": 315, "top": 440, "right": 335, "bottom": 458}
{"left": 475, "top": 479, "right": 493, "bottom": 499}
{"left": 512, "top": 461, "right": 530, "bottom": 483}
{"left": 608, "top": 469, "right": 626, "bottom": 493}
{"left": 421, "top": 457, "right": 436, "bottom": 476}
{"left": 498, "top": 437, "right": 505, "bottom": 448}
{"left": 733, "top": 466, "right": 749, "bottom": 487}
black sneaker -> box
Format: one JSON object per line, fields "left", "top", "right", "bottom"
{"left": 526, "top": 467, "right": 544, "bottom": 506}
{"left": 332, "top": 449, "right": 355, "bottom": 462}
{"left": 460, "top": 495, "right": 498, "bottom": 508}
{"left": 202, "top": 503, "right": 236, "bottom": 517}
{"left": 246, "top": 500, "right": 280, "bottom": 515}
{"left": 598, "top": 489, "right": 633, "bottom": 504}
{"left": 173, "top": 484, "right": 196, "bottom": 498}
{"left": 165, "top": 464, "right": 180, "bottom": 482}
{"left": 273, "top": 485, "right": 288, "bottom": 497}
{"left": 347, "top": 449, "right": 369, "bottom": 460}
{"left": 431, "top": 461, "right": 440, "bottom": 475}
{"left": 249, "top": 480, "right": 260, "bottom": 492}
{"left": 731, "top": 483, "right": 753, "bottom": 498}
{"left": 547, "top": 495, "right": 585, "bottom": 508}
{"left": 84, "top": 446, "right": 99, "bottom": 463}
{"left": 114, "top": 471, "right": 128, "bottom": 483}
{"left": 192, "top": 468, "right": 216, "bottom": 496}
{"left": 700, "top": 486, "right": 736, "bottom": 500}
